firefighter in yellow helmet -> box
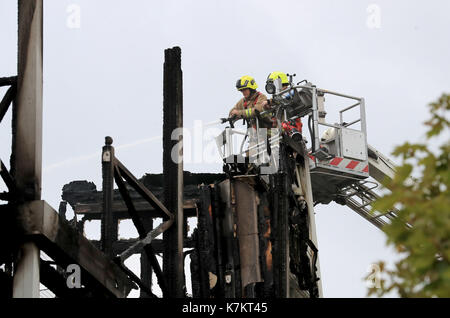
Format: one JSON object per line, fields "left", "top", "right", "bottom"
{"left": 262, "top": 71, "right": 304, "bottom": 136}
{"left": 261, "top": 71, "right": 290, "bottom": 110}
{"left": 228, "top": 75, "right": 273, "bottom": 129}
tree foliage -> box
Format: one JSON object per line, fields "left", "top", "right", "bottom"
{"left": 367, "top": 94, "right": 450, "bottom": 297}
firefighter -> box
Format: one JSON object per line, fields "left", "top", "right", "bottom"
{"left": 263, "top": 71, "right": 303, "bottom": 136}
{"left": 228, "top": 75, "right": 273, "bottom": 129}
{"left": 227, "top": 76, "right": 275, "bottom": 167}
{"left": 262, "top": 71, "right": 290, "bottom": 111}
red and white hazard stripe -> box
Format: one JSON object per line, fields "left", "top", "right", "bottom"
{"left": 309, "top": 155, "right": 369, "bottom": 173}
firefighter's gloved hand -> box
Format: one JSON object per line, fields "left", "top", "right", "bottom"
{"left": 221, "top": 115, "right": 238, "bottom": 128}
{"left": 229, "top": 115, "right": 238, "bottom": 128}
{"left": 262, "top": 99, "right": 275, "bottom": 110}
{"left": 229, "top": 109, "right": 242, "bottom": 118}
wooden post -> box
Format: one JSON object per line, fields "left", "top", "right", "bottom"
{"left": 101, "top": 136, "right": 117, "bottom": 258}
{"left": 12, "top": 0, "right": 43, "bottom": 298}
{"left": 162, "top": 46, "right": 184, "bottom": 298}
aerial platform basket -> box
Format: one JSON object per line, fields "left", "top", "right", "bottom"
{"left": 302, "top": 86, "right": 370, "bottom": 204}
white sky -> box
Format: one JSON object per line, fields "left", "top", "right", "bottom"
{"left": 1, "top": 0, "right": 449, "bottom": 298}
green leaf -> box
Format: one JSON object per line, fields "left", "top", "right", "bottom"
{"left": 367, "top": 93, "right": 450, "bottom": 298}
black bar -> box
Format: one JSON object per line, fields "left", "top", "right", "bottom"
{"left": 86, "top": 238, "right": 195, "bottom": 255}
{"left": 101, "top": 137, "right": 117, "bottom": 257}
{"left": 0, "top": 85, "right": 16, "bottom": 124}
{"left": 113, "top": 259, "right": 157, "bottom": 298}
{"left": 211, "top": 185, "right": 225, "bottom": 298}
{"left": 0, "top": 159, "right": 16, "bottom": 194}
{"left": 0, "top": 76, "right": 17, "bottom": 87}
{"left": 58, "top": 201, "right": 67, "bottom": 221}
{"left": 118, "top": 219, "right": 173, "bottom": 261}
{"left": 163, "top": 46, "right": 185, "bottom": 298}
{"left": 272, "top": 145, "right": 289, "bottom": 298}
{"left": 113, "top": 165, "right": 169, "bottom": 296}
{"left": 191, "top": 186, "right": 214, "bottom": 298}
{"left": 223, "top": 181, "right": 236, "bottom": 298}
{"left": 140, "top": 219, "right": 153, "bottom": 298}
{"left": 74, "top": 208, "right": 197, "bottom": 220}
{"left": 115, "top": 158, "right": 173, "bottom": 219}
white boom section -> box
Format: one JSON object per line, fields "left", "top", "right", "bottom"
{"left": 367, "top": 144, "right": 397, "bottom": 186}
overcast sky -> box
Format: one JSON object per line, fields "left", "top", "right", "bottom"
{"left": 1, "top": 0, "right": 449, "bottom": 298}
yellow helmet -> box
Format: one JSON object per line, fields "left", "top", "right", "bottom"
{"left": 267, "top": 71, "right": 289, "bottom": 85}
{"left": 236, "top": 75, "right": 258, "bottom": 91}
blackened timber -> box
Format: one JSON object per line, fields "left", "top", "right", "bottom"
{"left": 0, "top": 76, "right": 17, "bottom": 87}
{"left": 58, "top": 201, "right": 67, "bottom": 221}
{"left": 191, "top": 186, "right": 214, "bottom": 297}
{"left": 218, "top": 180, "right": 237, "bottom": 298}
{"left": 1, "top": 201, "right": 135, "bottom": 297}
{"left": 101, "top": 137, "right": 116, "bottom": 257}
{"left": 118, "top": 219, "right": 173, "bottom": 261}
{"left": 140, "top": 219, "right": 153, "bottom": 298}
{"left": 257, "top": 194, "right": 274, "bottom": 297}
{"left": 0, "top": 159, "right": 16, "bottom": 194}
{"left": 211, "top": 184, "right": 225, "bottom": 298}
{"left": 73, "top": 201, "right": 197, "bottom": 217}
{"left": 113, "top": 165, "right": 169, "bottom": 296}
{"left": 272, "top": 146, "right": 290, "bottom": 298}
{"left": 163, "top": 46, "right": 184, "bottom": 298}
{"left": 0, "top": 84, "right": 16, "bottom": 123}
{"left": 87, "top": 238, "right": 195, "bottom": 255}
{"left": 114, "top": 158, "right": 173, "bottom": 219}
{"left": 113, "top": 259, "right": 157, "bottom": 298}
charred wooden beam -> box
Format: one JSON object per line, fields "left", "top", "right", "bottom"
{"left": 257, "top": 193, "right": 274, "bottom": 297}
{"left": 0, "top": 76, "right": 17, "bottom": 87}
{"left": 163, "top": 46, "right": 185, "bottom": 298}
{"left": 0, "top": 159, "right": 16, "bottom": 195}
{"left": 217, "top": 179, "right": 238, "bottom": 298}
{"left": 113, "top": 260, "right": 157, "bottom": 298}
{"left": 272, "top": 145, "right": 290, "bottom": 298}
{"left": 190, "top": 185, "right": 223, "bottom": 298}
{"left": 115, "top": 158, "right": 173, "bottom": 219}
{"left": 114, "top": 165, "right": 169, "bottom": 296}
{"left": 2, "top": 201, "right": 135, "bottom": 297}
{"left": 100, "top": 137, "right": 117, "bottom": 258}
{"left": 0, "top": 84, "right": 16, "bottom": 124}
{"left": 58, "top": 201, "right": 67, "bottom": 221}
{"left": 73, "top": 200, "right": 197, "bottom": 217}
{"left": 118, "top": 219, "right": 173, "bottom": 262}
{"left": 211, "top": 184, "right": 225, "bottom": 298}
{"left": 140, "top": 219, "right": 153, "bottom": 298}
{"left": 88, "top": 238, "right": 195, "bottom": 255}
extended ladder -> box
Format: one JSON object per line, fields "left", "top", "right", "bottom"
{"left": 338, "top": 144, "right": 400, "bottom": 229}
{"left": 339, "top": 181, "right": 398, "bottom": 229}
